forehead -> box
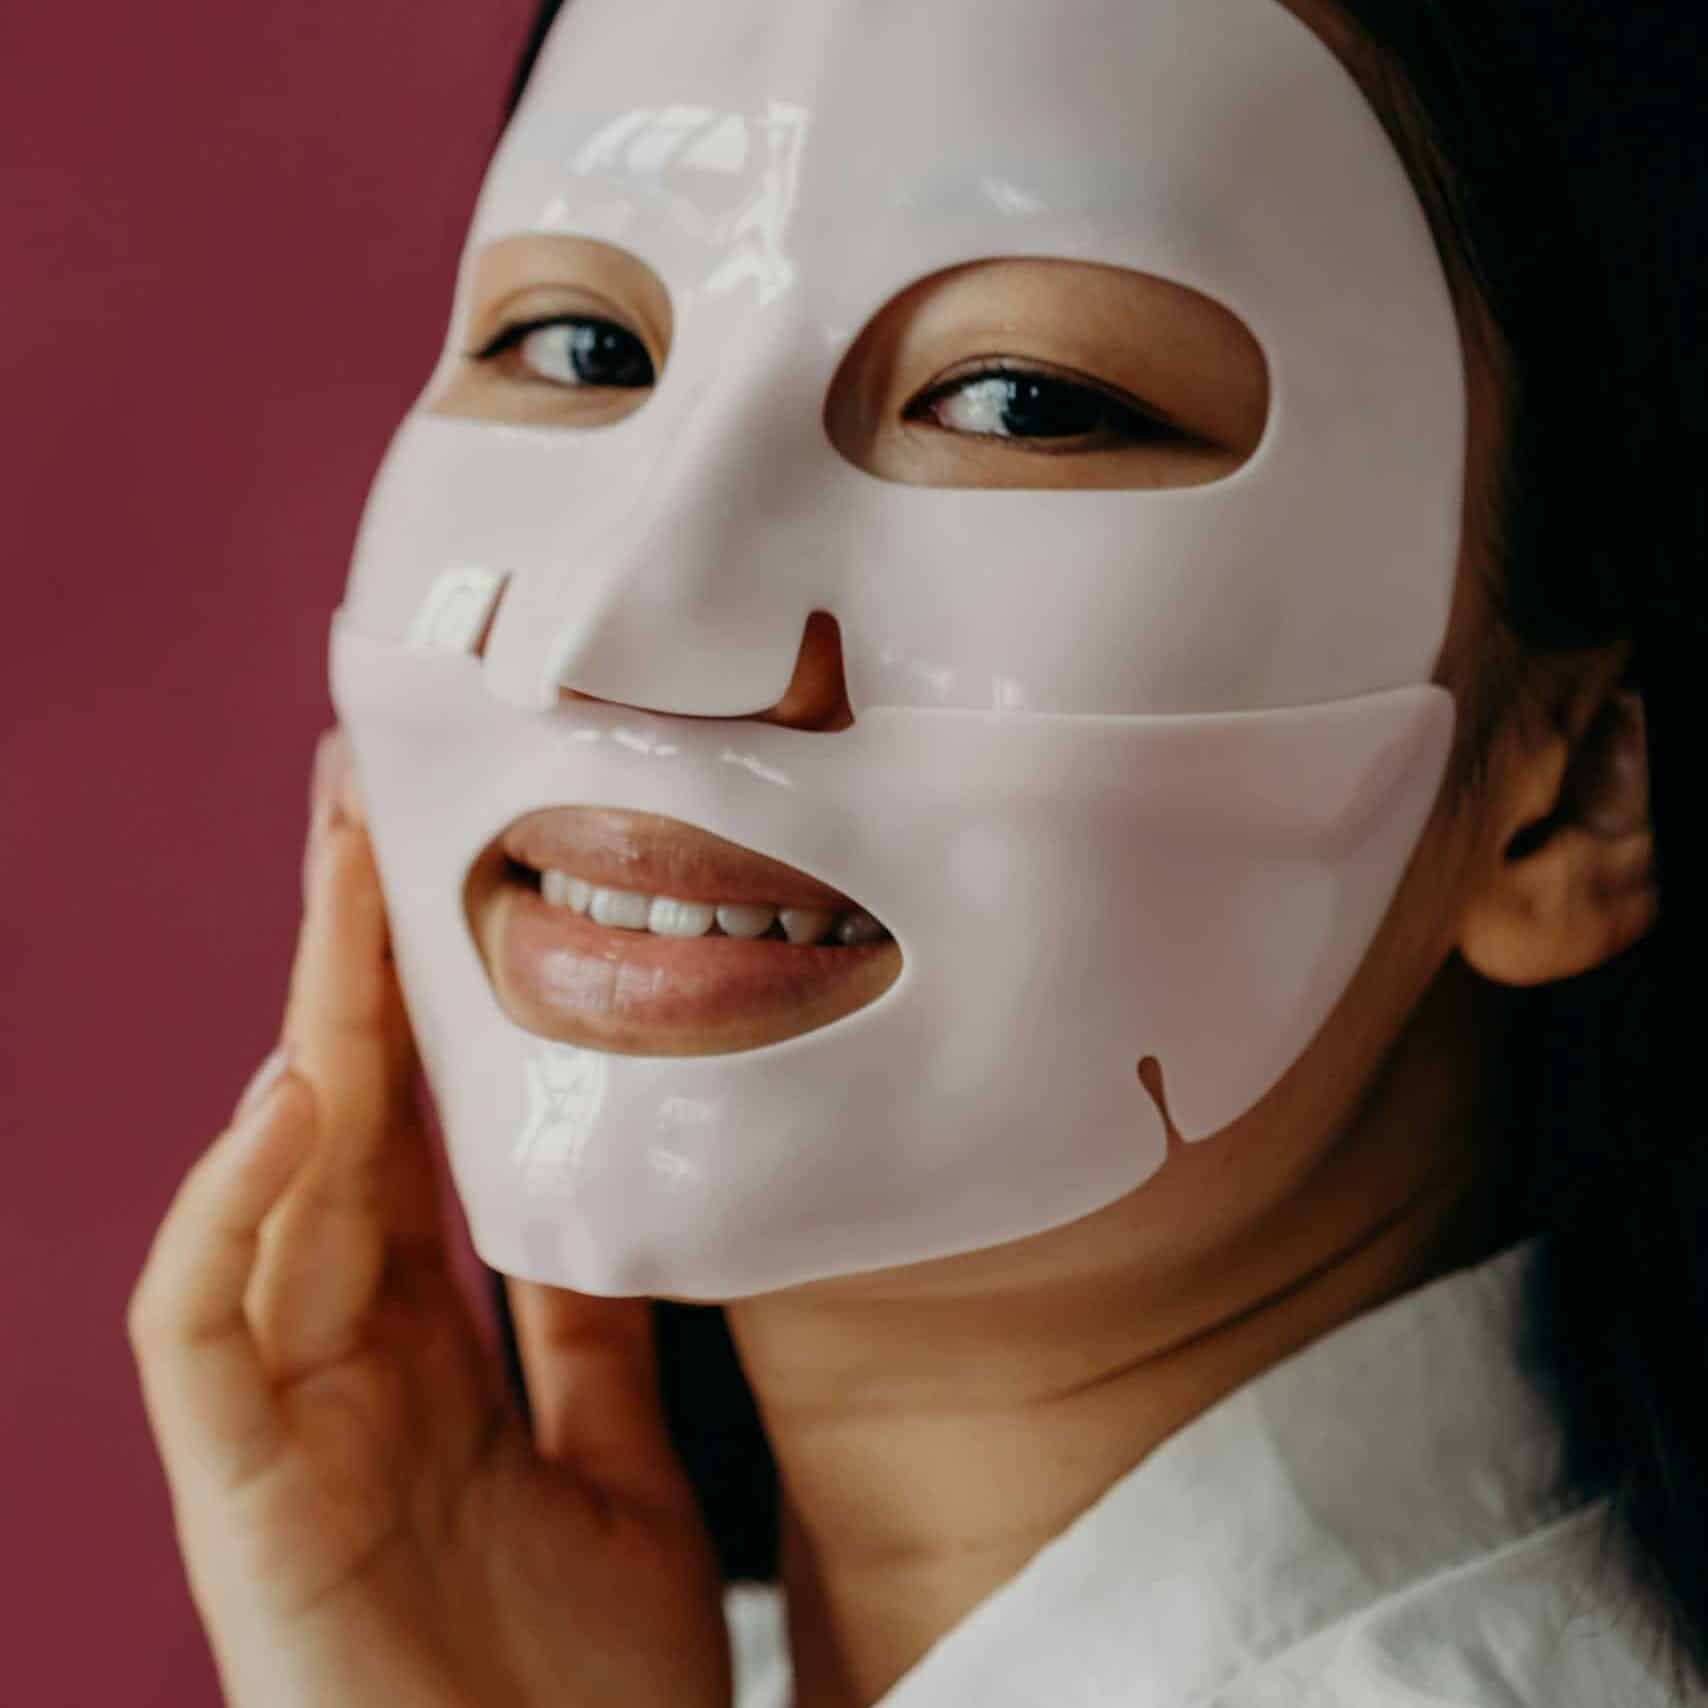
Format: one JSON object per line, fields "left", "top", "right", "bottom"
{"left": 478, "top": 0, "right": 1389, "bottom": 305}
{"left": 517, "top": 0, "right": 1322, "bottom": 170}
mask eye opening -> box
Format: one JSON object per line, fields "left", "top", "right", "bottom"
{"left": 819, "top": 255, "right": 1272, "bottom": 493}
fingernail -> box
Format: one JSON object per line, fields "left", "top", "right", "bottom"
{"left": 303, "top": 732, "right": 344, "bottom": 901}
{"left": 234, "top": 1044, "right": 292, "bottom": 1125}
{"left": 310, "top": 728, "right": 351, "bottom": 830}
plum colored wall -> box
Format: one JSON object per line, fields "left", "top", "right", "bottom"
{"left": 3, "top": 5, "right": 533, "bottom": 1699}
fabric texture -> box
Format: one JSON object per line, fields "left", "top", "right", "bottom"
{"left": 722, "top": 1239, "right": 1696, "bottom": 1705}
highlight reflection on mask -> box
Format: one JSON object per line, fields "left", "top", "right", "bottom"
{"left": 331, "top": 0, "right": 1464, "bottom": 1299}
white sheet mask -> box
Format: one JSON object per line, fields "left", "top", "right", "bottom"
{"left": 331, "top": 0, "right": 1464, "bottom": 1299}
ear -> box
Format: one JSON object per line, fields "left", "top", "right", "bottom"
{"left": 1457, "top": 652, "right": 1657, "bottom": 988}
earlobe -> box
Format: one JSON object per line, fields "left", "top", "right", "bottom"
{"left": 1457, "top": 685, "right": 1658, "bottom": 989}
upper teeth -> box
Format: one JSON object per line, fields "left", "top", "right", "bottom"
{"left": 538, "top": 869, "right": 888, "bottom": 946}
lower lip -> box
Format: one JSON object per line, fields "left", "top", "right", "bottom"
{"left": 475, "top": 875, "right": 903, "bottom": 1055}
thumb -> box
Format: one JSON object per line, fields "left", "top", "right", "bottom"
{"left": 504, "top": 1279, "right": 701, "bottom": 1525}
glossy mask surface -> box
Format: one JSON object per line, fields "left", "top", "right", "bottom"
{"left": 331, "top": 0, "right": 1464, "bottom": 1298}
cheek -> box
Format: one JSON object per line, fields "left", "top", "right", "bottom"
{"left": 1398, "top": 790, "right": 1481, "bottom": 924}
{"left": 1045, "top": 1096, "right": 1348, "bottom": 1292}
{"left": 1170, "top": 819, "right": 1480, "bottom": 1200}
{"left": 1300, "top": 797, "right": 1486, "bottom": 1114}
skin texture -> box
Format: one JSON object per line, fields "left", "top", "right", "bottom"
{"left": 129, "top": 2, "right": 1659, "bottom": 1705}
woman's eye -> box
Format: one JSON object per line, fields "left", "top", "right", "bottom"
{"left": 905, "top": 369, "right": 1181, "bottom": 449}
{"left": 474, "top": 316, "right": 655, "bottom": 389}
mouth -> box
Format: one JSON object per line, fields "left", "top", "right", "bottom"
{"left": 465, "top": 807, "right": 903, "bottom": 1055}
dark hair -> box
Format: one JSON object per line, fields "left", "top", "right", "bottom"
{"left": 493, "top": 0, "right": 1708, "bottom": 1689}
{"left": 1317, "top": 5, "right": 1708, "bottom": 1698}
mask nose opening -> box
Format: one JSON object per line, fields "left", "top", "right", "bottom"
{"left": 509, "top": 600, "right": 859, "bottom": 732}
{"left": 412, "top": 553, "right": 858, "bottom": 731}
{"left": 757, "top": 610, "right": 856, "bottom": 732}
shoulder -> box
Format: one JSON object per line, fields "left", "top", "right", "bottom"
{"left": 1223, "top": 1498, "right": 1704, "bottom": 1707}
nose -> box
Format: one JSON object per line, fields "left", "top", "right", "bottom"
{"left": 547, "top": 607, "right": 852, "bottom": 730}
{"left": 472, "top": 604, "right": 850, "bottom": 732}
{"left": 478, "top": 316, "right": 836, "bottom": 722}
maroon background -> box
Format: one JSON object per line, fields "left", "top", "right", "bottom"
{"left": 3, "top": 5, "right": 534, "bottom": 1700}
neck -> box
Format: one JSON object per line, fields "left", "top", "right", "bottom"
{"left": 722, "top": 961, "right": 1524, "bottom": 1708}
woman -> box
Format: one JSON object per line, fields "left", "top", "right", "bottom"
{"left": 127, "top": 0, "right": 1708, "bottom": 1703}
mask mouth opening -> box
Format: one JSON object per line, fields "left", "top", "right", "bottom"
{"left": 493, "top": 803, "right": 891, "bottom": 944}
{"left": 503, "top": 852, "right": 891, "bottom": 946}
{"left": 461, "top": 805, "right": 903, "bottom": 1056}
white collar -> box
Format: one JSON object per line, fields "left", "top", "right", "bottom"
{"left": 726, "top": 1238, "right": 1606, "bottom": 1706}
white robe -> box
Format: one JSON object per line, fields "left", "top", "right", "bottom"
{"left": 723, "top": 1239, "right": 1696, "bottom": 1705}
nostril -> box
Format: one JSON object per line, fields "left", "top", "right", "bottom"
{"left": 762, "top": 610, "right": 856, "bottom": 732}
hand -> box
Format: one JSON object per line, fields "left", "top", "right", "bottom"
{"left": 128, "top": 730, "right": 732, "bottom": 1708}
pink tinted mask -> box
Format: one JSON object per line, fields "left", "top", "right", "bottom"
{"left": 331, "top": 0, "right": 1464, "bottom": 1298}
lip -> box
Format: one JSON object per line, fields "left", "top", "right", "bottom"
{"left": 466, "top": 808, "right": 903, "bottom": 1055}
{"left": 501, "top": 807, "right": 859, "bottom": 911}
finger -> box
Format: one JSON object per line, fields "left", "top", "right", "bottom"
{"left": 505, "top": 1279, "right": 698, "bottom": 1521}
{"left": 249, "top": 755, "right": 442, "bottom": 1380}
{"left": 283, "top": 733, "right": 417, "bottom": 1181}
{"left": 128, "top": 1075, "right": 319, "bottom": 1502}
{"left": 318, "top": 719, "right": 369, "bottom": 829}
{"left": 291, "top": 732, "right": 436, "bottom": 1253}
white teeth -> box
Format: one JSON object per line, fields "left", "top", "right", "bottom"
{"left": 589, "top": 886, "right": 652, "bottom": 930}
{"left": 779, "top": 907, "right": 835, "bottom": 945}
{"left": 649, "top": 896, "right": 717, "bottom": 938}
{"left": 835, "top": 910, "right": 888, "bottom": 946}
{"left": 716, "top": 904, "right": 778, "bottom": 939}
{"left": 534, "top": 869, "right": 889, "bottom": 945}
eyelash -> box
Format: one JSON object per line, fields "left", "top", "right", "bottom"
{"left": 472, "top": 317, "right": 1185, "bottom": 450}
{"left": 904, "top": 365, "right": 1187, "bottom": 452}
{"left": 472, "top": 314, "right": 655, "bottom": 387}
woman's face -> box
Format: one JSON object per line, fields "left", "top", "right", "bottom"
{"left": 331, "top": 0, "right": 1495, "bottom": 1298}
{"left": 435, "top": 246, "right": 1277, "bottom": 1057}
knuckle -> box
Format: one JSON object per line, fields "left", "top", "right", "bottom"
{"left": 124, "top": 1288, "right": 160, "bottom": 1351}
{"left": 125, "top": 1270, "right": 175, "bottom": 1351}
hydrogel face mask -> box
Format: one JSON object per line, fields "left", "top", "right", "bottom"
{"left": 330, "top": 0, "right": 1465, "bottom": 1299}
